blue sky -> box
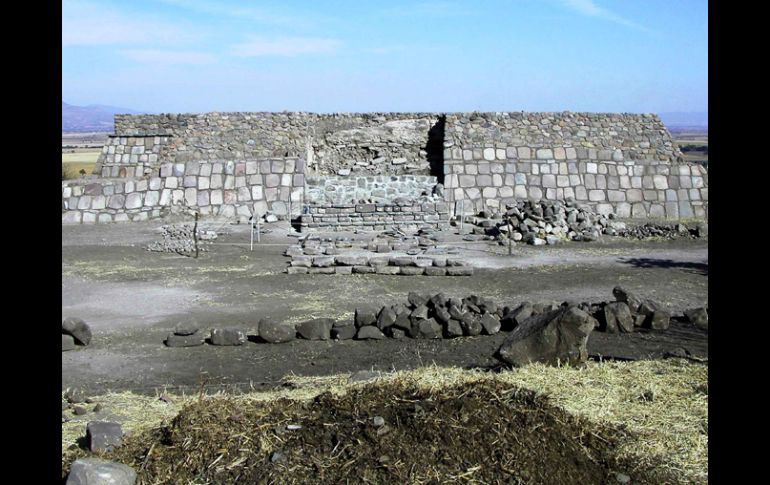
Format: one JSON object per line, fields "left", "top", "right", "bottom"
{"left": 62, "top": 0, "right": 708, "bottom": 114}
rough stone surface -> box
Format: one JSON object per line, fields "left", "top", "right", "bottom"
{"left": 62, "top": 334, "right": 77, "bottom": 352}
{"left": 62, "top": 317, "right": 92, "bottom": 346}
{"left": 497, "top": 307, "right": 596, "bottom": 367}
{"left": 66, "top": 458, "right": 137, "bottom": 485}
{"left": 603, "top": 302, "right": 635, "bottom": 333}
{"left": 209, "top": 328, "right": 246, "bottom": 346}
{"left": 296, "top": 318, "right": 334, "bottom": 340}
{"left": 356, "top": 325, "right": 386, "bottom": 340}
{"left": 86, "top": 421, "right": 124, "bottom": 453}
{"left": 164, "top": 332, "right": 204, "bottom": 347}
{"left": 259, "top": 318, "right": 295, "bottom": 343}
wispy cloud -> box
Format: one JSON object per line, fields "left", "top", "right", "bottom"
{"left": 63, "top": 0, "right": 199, "bottom": 46}
{"left": 156, "top": 0, "right": 329, "bottom": 28}
{"left": 230, "top": 36, "right": 341, "bottom": 57}
{"left": 121, "top": 49, "right": 215, "bottom": 65}
{"left": 556, "top": 0, "right": 656, "bottom": 34}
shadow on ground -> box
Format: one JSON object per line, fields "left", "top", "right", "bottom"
{"left": 618, "top": 257, "right": 708, "bottom": 276}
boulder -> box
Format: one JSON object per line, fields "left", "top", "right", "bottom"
{"left": 460, "top": 313, "right": 483, "bottom": 336}
{"left": 86, "top": 421, "right": 123, "bottom": 453}
{"left": 377, "top": 307, "right": 398, "bottom": 330}
{"left": 356, "top": 326, "right": 386, "bottom": 340}
{"left": 296, "top": 318, "right": 334, "bottom": 340}
{"left": 497, "top": 307, "right": 596, "bottom": 367}
{"left": 480, "top": 313, "right": 501, "bottom": 335}
{"left": 646, "top": 311, "right": 671, "bottom": 330}
{"left": 66, "top": 458, "right": 136, "bottom": 485}
{"left": 259, "top": 318, "right": 295, "bottom": 343}
{"left": 354, "top": 307, "right": 378, "bottom": 328}
{"left": 210, "top": 329, "right": 246, "bottom": 346}
{"left": 410, "top": 304, "right": 430, "bottom": 320}
{"left": 434, "top": 307, "right": 451, "bottom": 325}
{"left": 165, "top": 332, "right": 204, "bottom": 347}
{"left": 62, "top": 334, "right": 76, "bottom": 352}
{"left": 612, "top": 286, "right": 643, "bottom": 313}
{"left": 684, "top": 307, "right": 708, "bottom": 330}
{"left": 62, "top": 317, "right": 92, "bottom": 346}
{"left": 603, "top": 302, "right": 635, "bottom": 333}
{"left": 392, "top": 313, "right": 412, "bottom": 332}
{"left": 173, "top": 322, "right": 199, "bottom": 336}
{"left": 501, "top": 302, "right": 533, "bottom": 330}
{"left": 417, "top": 318, "right": 443, "bottom": 339}
{"left": 388, "top": 327, "right": 406, "bottom": 339}
{"left": 430, "top": 293, "right": 448, "bottom": 308}
{"left": 407, "top": 292, "right": 430, "bottom": 308}
{"left": 444, "top": 319, "right": 464, "bottom": 338}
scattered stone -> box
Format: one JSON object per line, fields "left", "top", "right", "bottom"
{"left": 66, "top": 458, "right": 136, "bottom": 485}
{"left": 615, "top": 473, "right": 631, "bottom": 484}
{"left": 270, "top": 452, "right": 287, "bottom": 464}
{"left": 373, "top": 416, "right": 385, "bottom": 427}
{"left": 65, "top": 388, "right": 87, "bottom": 404}
{"left": 259, "top": 318, "right": 295, "bottom": 343}
{"left": 210, "top": 328, "right": 246, "bottom": 346}
{"left": 296, "top": 318, "right": 334, "bottom": 340}
{"left": 480, "top": 313, "right": 501, "bottom": 335}
{"left": 86, "top": 421, "right": 123, "bottom": 453}
{"left": 62, "top": 334, "right": 76, "bottom": 352}
{"left": 286, "top": 424, "right": 302, "bottom": 431}
{"left": 348, "top": 370, "right": 383, "bottom": 383}
{"left": 417, "top": 318, "right": 443, "bottom": 339}
{"left": 497, "top": 307, "right": 596, "bottom": 367}
{"left": 376, "top": 307, "right": 398, "bottom": 330}
{"left": 646, "top": 310, "right": 671, "bottom": 330}
{"left": 460, "top": 314, "right": 483, "bottom": 336}
{"left": 73, "top": 406, "right": 87, "bottom": 416}
{"left": 62, "top": 317, "right": 92, "bottom": 346}
{"left": 164, "top": 332, "right": 204, "bottom": 347}
{"left": 93, "top": 403, "right": 103, "bottom": 413}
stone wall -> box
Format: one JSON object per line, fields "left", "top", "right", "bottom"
{"left": 62, "top": 157, "right": 303, "bottom": 224}
{"left": 441, "top": 112, "right": 707, "bottom": 219}
{"left": 305, "top": 175, "right": 438, "bottom": 205}
{"left": 299, "top": 201, "right": 450, "bottom": 232}
{"left": 94, "top": 135, "right": 171, "bottom": 178}
{"left": 113, "top": 112, "right": 441, "bottom": 177}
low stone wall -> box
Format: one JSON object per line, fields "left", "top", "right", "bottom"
{"left": 299, "top": 201, "right": 450, "bottom": 231}
{"left": 286, "top": 254, "right": 473, "bottom": 276}
{"left": 62, "top": 157, "right": 303, "bottom": 224}
{"left": 305, "top": 175, "right": 438, "bottom": 205}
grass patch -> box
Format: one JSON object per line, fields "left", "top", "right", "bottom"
{"left": 62, "top": 359, "right": 707, "bottom": 484}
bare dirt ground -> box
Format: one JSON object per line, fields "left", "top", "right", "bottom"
{"left": 62, "top": 221, "right": 708, "bottom": 395}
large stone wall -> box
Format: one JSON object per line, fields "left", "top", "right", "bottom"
{"left": 64, "top": 111, "right": 707, "bottom": 225}
{"left": 441, "top": 112, "right": 706, "bottom": 219}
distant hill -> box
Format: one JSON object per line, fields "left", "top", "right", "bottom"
{"left": 62, "top": 102, "right": 142, "bottom": 133}
{"left": 659, "top": 112, "right": 708, "bottom": 130}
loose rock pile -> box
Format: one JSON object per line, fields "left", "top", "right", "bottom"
{"left": 62, "top": 317, "right": 92, "bottom": 352}
{"left": 614, "top": 222, "right": 708, "bottom": 239}
{"left": 463, "top": 199, "right": 616, "bottom": 246}
{"left": 146, "top": 224, "right": 215, "bottom": 255}
{"left": 164, "top": 324, "right": 246, "bottom": 347}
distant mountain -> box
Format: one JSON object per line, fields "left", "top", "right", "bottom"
{"left": 62, "top": 102, "right": 142, "bottom": 133}
{"left": 658, "top": 112, "right": 708, "bottom": 130}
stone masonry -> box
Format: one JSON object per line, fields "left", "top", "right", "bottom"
{"left": 63, "top": 111, "right": 708, "bottom": 225}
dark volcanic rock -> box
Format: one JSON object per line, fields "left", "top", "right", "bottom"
{"left": 259, "top": 318, "right": 295, "bottom": 343}
{"left": 434, "top": 306, "right": 451, "bottom": 325}
{"left": 603, "top": 302, "right": 634, "bottom": 333}
{"left": 331, "top": 324, "right": 357, "bottom": 340}
{"left": 460, "top": 313, "right": 483, "bottom": 336}
{"left": 417, "top": 318, "right": 443, "bottom": 339}
{"left": 612, "top": 286, "right": 643, "bottom": 313}
{"left": 501, "top": 302, "right": 533, "bottom": 330}
{"left": 354, "top": 307, "right": 378, "bottom": 328}
{"left": 497, "top": 307, "right": 596, "bottom": 367}
{"left": 646, "top": 311, "right": 671, "bottom": 330}
{"left": 66, "top": 458, "right": 137, "bottom": 485}
{"left": 377, "top": 307, "right": 398, "bottom": 331}
{"left": 62, "top": 334, "right": 76, "bottom": 352}
{"left": 480, "top": 313, "right": 501, "bottom": 335}
{"left": 296, "top": 318, "right": 334, "bottom": 340}
{"left": 445, "top": 319, "right": 464, "bottom": 338}
{"left": 407, "top": 292, "right": 430, "bottom": 308}
{"left": 356, "top": 326, "right": 386, "bottom": 340}
{"left": 62, "top": 317, "right": 92, "bottom": 346}
{"left": 210, "top": 328, "right": 246, "bottom": 346}
{"left": 410, "top": 304, "right": 430, "bottom": 320}
{"left": 165, "top": 332, "right": 204, "bottom": 347}
{"left": 86, "top": 421, "right": 123, "bottom": 453}
{"left": 173, "top": 322, "right": 199, "bottom": 336}
{"left": 684, "top": 307, "right": 708, "bottom": 330}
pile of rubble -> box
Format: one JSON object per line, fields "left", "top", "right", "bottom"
{"left": 461, "top": 199, "right": 617, "bottom": 246}
{"left": 614, "top": 222, "right": 708, "bottom": 239}
{"left": 146, "top": 224, "right": 216, "bottom": 255}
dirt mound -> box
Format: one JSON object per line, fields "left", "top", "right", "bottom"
{"left": 63, "top": 380, "right": 674, "bottom": 484}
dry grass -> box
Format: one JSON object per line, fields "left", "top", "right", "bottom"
{"left": 62, "top": 359, "right": 707, "bottom": 483}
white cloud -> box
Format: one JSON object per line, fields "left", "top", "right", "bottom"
{"left": 121, "top": 49, "right": 215, "bottom": 65}
{"left": 556, "top": 0, "right": 656, "bottom": 34}
{"left": 62, "top": 0, "right": 199, "bottom": 46}
{"left": 156, "top": 0, "right": 328, "bottom": 28}
{"left": 230, "top": 36, "right": 341, "bottom": 57}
